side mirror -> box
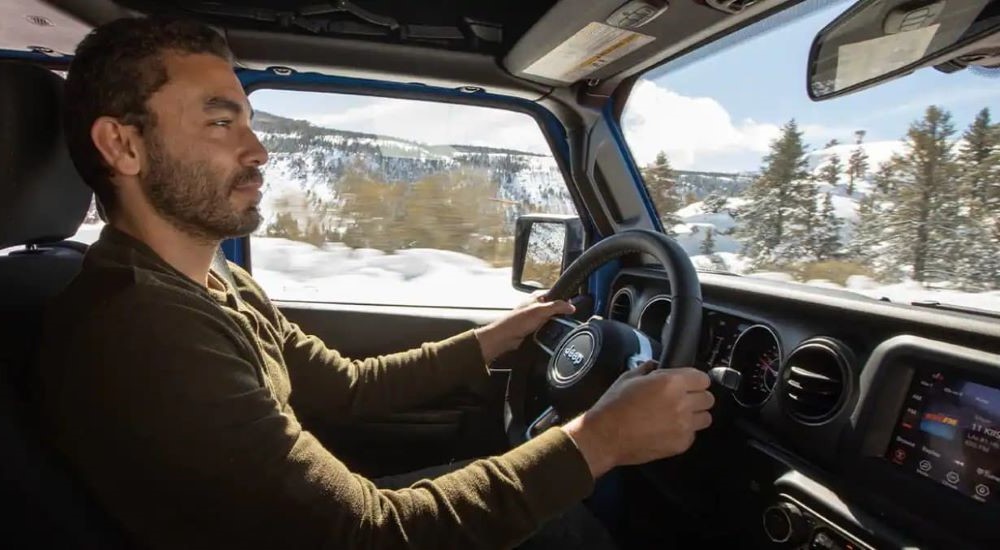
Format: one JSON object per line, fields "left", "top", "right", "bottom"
{"left": 512, "top": 214, "right": 585, "bottom": 292}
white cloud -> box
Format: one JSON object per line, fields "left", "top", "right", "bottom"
{"left": 309, "top": 97, "right": 552, "bottom": 154}
{"left": 621, "top": 80, "right": 781, "bottom": 170}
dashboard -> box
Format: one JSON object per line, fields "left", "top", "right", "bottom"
{"left": 605, "top": 268, "right": 1000, "bottom": 550}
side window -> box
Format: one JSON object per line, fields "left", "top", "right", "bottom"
{"left": 73, "top": 198, "right": 104, "bottom": 245}
{"left": 248, "top": 89, "right": 575, "bottom": 308}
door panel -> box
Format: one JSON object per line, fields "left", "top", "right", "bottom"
{"left": 278, "top": 301, "right": 499, "bottom": 360}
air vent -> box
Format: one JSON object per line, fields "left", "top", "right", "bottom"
{"left": 705, "top": 0, "right": 763, "bottom": 15}
{"left": 781, "top": 338, "right": 851, "bottom": 423}
{"left": 638, "top": 295, "right": 672, "bottom": 337}
{"left": 609, "top": 288, "right": 633, "bottom": 323}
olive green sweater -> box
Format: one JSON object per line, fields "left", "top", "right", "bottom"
{"left": 37, "top": 226, "right": 593, "bottom": 549}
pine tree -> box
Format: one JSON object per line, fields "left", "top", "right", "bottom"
{"left": 847, "top": 130, "right": 869, "bottom": 195}
{"left": 641, "top": 151, "right": 683, "bottom": 235}
{"left": 703, "top": 192, "right": 729, "bottom": 214}
{"left": 819, "top": 144, "right": 843, "bottom": 189}
{"left": 953, "top": 108, "right": 1000, "bottom": 289}
{"left": 700, "top": 227, "right": 716, "bottom": 255}
{"left": 812, "top": 193, "right": 842, "bottom": 260}
{"left": 881, "top": 106, "right": 961, "bottom": 283}
{"left": 850, "top": 161, "right": 899, "bottom": 274}
{"left": 956, "top": 108, "right": 996, "bottom": 206}
{"left": 734, "top": 119, "right": 815, "bottom": 267}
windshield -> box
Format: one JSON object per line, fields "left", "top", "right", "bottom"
{"left": 622, "top": 0, "right": 1000, "bottom": 314}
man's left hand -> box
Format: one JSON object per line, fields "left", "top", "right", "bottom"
{"left": 474, "top": 292, "right": 576, "bottom": 363}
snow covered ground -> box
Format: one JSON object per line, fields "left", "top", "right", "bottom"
{"left": 52, "top": 222, "right": 1000, "bottom": 314}
{"left": 250, "top": 236, "right": 526, "bottom": 308}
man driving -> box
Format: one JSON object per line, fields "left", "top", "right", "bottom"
{"left": 37, "top": 17, "right": 715, "bottom": 549}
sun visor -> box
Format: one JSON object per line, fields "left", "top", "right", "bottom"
{"left": 505, "top": 0, "right": 668, "bottom": 86}
{"left": 0, "top": 0, "right": 94, "bottom": 56}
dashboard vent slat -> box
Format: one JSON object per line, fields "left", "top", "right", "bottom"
{"left": 780, "top": 339, "right": 851, "bottom": 424}
{"left": 609, "top": 288, "right": 633, "bottom": 323}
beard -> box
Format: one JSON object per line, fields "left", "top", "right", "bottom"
{"left": 141, "top": 132, "right": 263, "bottom": 242}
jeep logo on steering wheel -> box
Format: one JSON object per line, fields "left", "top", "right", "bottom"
{"left": 563, "top": 345, "right": 585, "bottom": 366}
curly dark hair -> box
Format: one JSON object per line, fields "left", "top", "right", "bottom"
{"left": 64, "top": 17, "right": 233, "bottom": 216}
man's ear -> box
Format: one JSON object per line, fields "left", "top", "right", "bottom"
{"left": 90, "top": 116, "right": 143, "bottom": 178}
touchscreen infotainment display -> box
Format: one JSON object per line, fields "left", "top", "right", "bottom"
{"left": 885, "top": 369, "right": 1000, "bottom": 504}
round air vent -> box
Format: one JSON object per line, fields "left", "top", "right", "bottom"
{"left": 638, "top": 295, "right": 672, "bottom": 337}
{"left": 780, "top": 338, "right": 851, "bottom": 424}
{"left": 608, "top": 288, "right": 633, "bottom": 323}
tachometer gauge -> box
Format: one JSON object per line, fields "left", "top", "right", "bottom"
{"left": 729, "top": 324, "right": 782, "bottom": 407}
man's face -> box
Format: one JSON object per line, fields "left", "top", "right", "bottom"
{"left": 139, "top": 52, "right": 267, "bottom": 241}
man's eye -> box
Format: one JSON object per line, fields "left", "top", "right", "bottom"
{"left": 210, "top": 120, "right": 232, "bottom": 127}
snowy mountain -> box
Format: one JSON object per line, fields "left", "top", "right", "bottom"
{"left": 674, "top": 169, "right": 755, "bottom": 200}
{"left": 253, "top": 111, "right": 765, "bottom": 232}
{"left": 253, "top": 111, "right": 575, "bottom": 229}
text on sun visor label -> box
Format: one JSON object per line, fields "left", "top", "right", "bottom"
{"left": 522, "top": 22, "right": 655, "bottom": 84}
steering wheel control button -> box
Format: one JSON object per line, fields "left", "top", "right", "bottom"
{"left": 533, "top": 317, "right": 579, "bottom": 355}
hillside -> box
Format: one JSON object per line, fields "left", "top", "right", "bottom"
{"left": 252, "top": 111, "right": 762, "bottom": 233}
{"left": 674, "top": 139, "right": 906, "bottom": 268}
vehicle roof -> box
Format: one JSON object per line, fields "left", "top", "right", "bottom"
{"left": 5, "top": 0, "right": 800, "bottom": 99}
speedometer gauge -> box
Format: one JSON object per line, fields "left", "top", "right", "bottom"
{"left": 728, "top": 324, "right": 782, "bottom": 407}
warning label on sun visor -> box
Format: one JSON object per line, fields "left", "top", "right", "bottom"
{"left": 522, "top": 22, "right": 655, "bottom": 84}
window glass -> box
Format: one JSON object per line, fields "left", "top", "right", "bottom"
{"left": 248, "top": 90, "right": 575, "bottom": 308}
{"left": 622, "top": 0, "right": 1000, "bottom": 313}
{"left": 73, "top": 199, "right": 104, "bottom": 245}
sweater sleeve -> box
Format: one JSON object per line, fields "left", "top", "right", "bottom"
{"left": 48, "top": 289, "right": 594, "bottom": 550}
{"left": 232, "top": 264, "right": 491, "bottom": 418}
{"left": 283, "top": 320, "right": 489, "bottom": 418}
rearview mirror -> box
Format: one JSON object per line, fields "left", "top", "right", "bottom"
{"left": 512, "top": 214, "right": 585, "bottom": 292}
{"left": 808, "top": 0, "right": 999, "bottom": 101}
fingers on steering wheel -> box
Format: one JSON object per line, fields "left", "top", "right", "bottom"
{"left": 621, "top": 360, "right": 658, "bottom": 379}
{"left": 692, "top": 411, "right": 713, "bottom": 431}
{"left": 673, "top": 368, "right": 711, "bottom": 391}
{"left": 686, "top": 390, "right": 716, "bottom": 412}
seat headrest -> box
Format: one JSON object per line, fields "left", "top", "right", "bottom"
{"left": 0, "top": 62, "right": 92, "bottom": 250}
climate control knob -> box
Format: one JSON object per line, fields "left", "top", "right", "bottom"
{"left": 762, "top": 502, "right": 807, "bottom": 544}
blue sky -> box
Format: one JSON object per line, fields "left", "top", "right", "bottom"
{"left": 252, "top": 0, "right": 998, "bottom": 173}
{"left": 624, "top": 0, "right": 998, "bottom": 171}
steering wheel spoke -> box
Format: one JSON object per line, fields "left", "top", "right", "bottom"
{"left": 626, "top": 329, "right": 659, "bottom": 371}
{"left": 532, "top": 316, "right": 582, "bottom": 357}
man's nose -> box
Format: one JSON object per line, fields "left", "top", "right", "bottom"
{"left": 242, "top": 127, "right": 269, "bottom": 167}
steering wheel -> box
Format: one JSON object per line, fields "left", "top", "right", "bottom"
{"left": 505, "top": 229, "right": 703, "bottom": 445}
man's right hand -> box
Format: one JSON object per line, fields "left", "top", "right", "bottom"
{"left": 561, "top": 362, "right": 714, "bottom": 478}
